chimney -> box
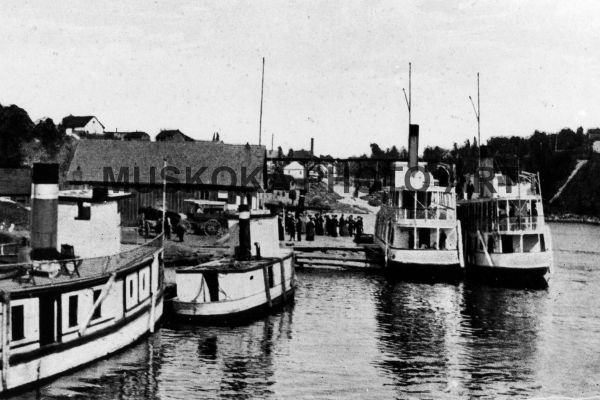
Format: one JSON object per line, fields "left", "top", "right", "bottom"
{"left": 236, "top": 204, "right": 251, "bottom": 261}
{"left": 30, "top": 163, "right": 60, "bottom": 260}
{"left": 310, "top": 138, "right": 314, "bottom": 156}
{"left": 408, "top": 124, "right": 419, "bottom": 168}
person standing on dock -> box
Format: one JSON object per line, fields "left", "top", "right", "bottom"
{"left": 325, "top": 215, "right": 331, "bottom": 236}
{"left": 296, "top": 217, "right": 303, "bottom": 241}
{"left": 288, "top": 216, "right": 296, "bottom": 241}
{"left": 306, "top": 217, "right": 315, "bottom": 241}
{"left": 348, "top": 215, "right": 355, "bottom": 236}
{"left": 356, "top": 216, "right": 363, "bottom": 236}
{"left": 339, "top": 214, "right": 346, "bottom": 237}
{"left": 331, "top": 215, "right": 339, "bottom": 237}
{"left": 315, "top": 213, "right": 324, "bottom": 236}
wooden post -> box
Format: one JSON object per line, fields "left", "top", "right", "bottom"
{"left": 1, "top": 292, "right": 10, "bottom": 391}
{"left": 279, "top": 260, "right": 286, "bottom": 301}
{"left": 457, "top": 220, "right": 465, "bottom": 268}
{"left": 262, "top": 266, "right": 272, "bottom": 308}
{"left": 79, "top": 273, "right": 116, "bottom": 337}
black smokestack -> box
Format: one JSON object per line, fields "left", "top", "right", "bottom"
{"left": 310, "top": 138, "right": 314, "bottom": 156}
{"left": 408, "top": 124, "right": 419, "bottom": 168}
{"left": 31, "top": 163, "right": 60, "bottom": 260}
{"left": 237, "top": 204, "right": 251, "bottom": 261}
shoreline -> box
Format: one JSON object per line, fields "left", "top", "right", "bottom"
{"left": 545, "top": 214, "right": 600, "bottom": 225}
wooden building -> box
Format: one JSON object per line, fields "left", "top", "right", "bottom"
{"left": 0, "top": 167, "right": 31, "bottom": 205}
{"left": 66, "top": 140, "right": 267, "bottom": 225}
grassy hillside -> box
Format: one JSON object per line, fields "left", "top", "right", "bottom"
{"left": 550, "top": 156, "right": 600, "bottom": 217}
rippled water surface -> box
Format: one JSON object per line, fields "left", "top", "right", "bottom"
{"left": 14, "top": 222, "right": 600, "bottom": 399}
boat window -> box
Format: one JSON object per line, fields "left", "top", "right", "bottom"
{"left": 417, "top": 228, "right": 431, "bottom": 249}
{"left": 523, "top": 234, "right": 540, "bottom": 252}
{"left": 540, "top": 234, "right": 546, "bottom": 251}
{"left": 92, "top": 289, "right": 102, "bottom": 320}
{"left": 11, "top": 305, "right": 25, "bottom": 341}
{"left": 268, "top": 266, "right": 275, "bottom": 288}
{"left": 130, "top": 280, "right": 134, "bottom": 298}
{"left": 501, "top": 235, "right": 514, "bottom": 253}
{"left": 68, "top": 295, "right": 78, "bottom": 328}
{"left": 76, "top": 202, "right": 91, "bottom": 220}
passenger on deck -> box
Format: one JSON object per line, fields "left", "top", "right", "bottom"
{"left": 325, "top": 215, "right": 332, "bottom": 236}
{"left": 278, "top": 213, "right": 285, "bottom": 241}
{"left": 348, "top": 215, "right": 355, "bottom": 236}
{"left": 339, "top": 215, "right": 346, "bottom": 237}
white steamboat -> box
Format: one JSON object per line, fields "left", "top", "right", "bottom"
{"left": 457, "top": 161, "right": 553, "bottom": 284}
{"left": 171, "top": 205, "right": 295, "bottom": 323}
{"left": 374, "top": 125, "right": 464, "bottom": 277}
{"left": 0, "top": 163, "right": 164, "bottom": 394}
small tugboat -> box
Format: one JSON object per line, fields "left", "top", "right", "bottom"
{"left": 457, "top": 159, "right": 553, "bottom": 285}
{"left": 0, "top": 163, "right": 164, "bottom": 394}
{"left": 374, "top": 124, "right": 464, "bottom": 278}
{"left": 171, "top": 205, "right": 295, "bottom": 323}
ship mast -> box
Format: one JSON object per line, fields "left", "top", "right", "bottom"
{"left": 469, "top": 73, "right": 481, "bottom": 189}
{"left": 403, "top": 62, "right": 412, "bottom": 125}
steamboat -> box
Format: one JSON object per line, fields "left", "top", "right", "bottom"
{"left": 0, "top": 164, "right": 164, "bottom": 393}
{"left": 457, "top": 159, "right": 553, "bottom": 284}
{"left": 374, "top": 124, "right": 464, "bottom": 277}
{"left": 171, "top": 205, "right": 295, "bottom": 323}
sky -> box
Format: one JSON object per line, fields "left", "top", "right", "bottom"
{"left": 1, "top": 0, "right": 599, "bottom": 157}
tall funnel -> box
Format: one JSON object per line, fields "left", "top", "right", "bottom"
{"left": 236, "top": 204, "right": 251, "bottom": 261}
{"left": 31, "top": 163, "right": 60, "bottom": 260}
{"left": 408, "top": 124, "right": 419, "bottom": 168}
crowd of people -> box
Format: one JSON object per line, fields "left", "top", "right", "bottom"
{"left": 278, "top": 212, "right": 364, "bottom": 242}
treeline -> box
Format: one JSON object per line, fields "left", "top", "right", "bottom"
{"left": 0, "top": 103, "right": 67, "bottom": 167}
{"left": 349, "top": 127, "right": 594, "bottom": 199}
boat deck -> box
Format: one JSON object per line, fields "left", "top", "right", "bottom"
{"left": 177, "top": 252, "right": 292, "bottom": 274}
{"left": 0, "top": 238, "right": 161, "bottom": 293}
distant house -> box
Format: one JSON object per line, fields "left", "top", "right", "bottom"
{"left": 283, "top": 161, "right": 305, "bottom": 180}
{"left": 66, "top": 140, "right": 266, "bottom": 225}
{"left": 265, "top": 174, "right": 299, "bottom": 206}
{"left": 106, "top": 131, "right": 151, "bottom": 141}
{"left": 61, "top": 115, "right": 105, "bottom": 139}
{"left": 155, "top": 129, "right": 194, "bottom": 142}
{"left": 0, "top": 168, "right": 31, "bottom": 205}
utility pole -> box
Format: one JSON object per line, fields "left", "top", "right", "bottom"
{"left": 258, "top": 57, "right": 265, "bottom": 146}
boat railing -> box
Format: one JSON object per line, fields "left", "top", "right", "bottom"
{"left": 477, "top": 216, "right": 544, "bottom": 232}
{"left": 395, "top": 207, "right": 455, "bottom": 221}
{"left": 0, "top": 235, "right": 163, "bottom": 283}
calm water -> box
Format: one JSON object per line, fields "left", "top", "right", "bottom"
{"left": 15, "top": 222, "right": 600, "bottom": 399}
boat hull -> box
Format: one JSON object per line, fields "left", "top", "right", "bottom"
{"left": 170, "top": 286, "right": 295, "bottom": 324}
{"left": 3, "top": 295, "right": 163, "bottom": 394}
{"left": 466, "top": 251, "right": 552, "bottom": 286}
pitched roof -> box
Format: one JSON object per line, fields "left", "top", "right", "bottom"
{"left": 67, "top": 140, "right": 266, "bottom": 189}
{"left": 0, "top": 168, "right": 31, "bottom": 196}
{"left": 61, "top": 115, "right": 104, "bottom": 129}
{"left": 155, "top": 129, "right": 194, "bottom": 142}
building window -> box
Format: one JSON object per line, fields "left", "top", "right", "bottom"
{"left": 68, "top": 295, "right": 78, "bottom": 327}
{"left": 92, "top": 289, "right": 102, "bottom": 320}
{"left": 11, "top": 305, "right": 24, "bottom": 341}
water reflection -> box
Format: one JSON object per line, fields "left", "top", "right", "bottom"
{"left": 158, "top": 307, "right": 293, "bottom": 399}
{"left": 17, "top": 335, "right": 162, "bottom": 400}
{"left": 374, "top": 279, "right": 465, "bottom": 398}
{"left": 459, "top": 283, "right": 547, "bottom": 397}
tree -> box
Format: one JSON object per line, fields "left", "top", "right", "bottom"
{"left": 0, "top": 104, "right": 35, "bottom": 167}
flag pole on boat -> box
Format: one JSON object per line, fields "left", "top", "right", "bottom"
{"left": 162, "top": 158, "right": 167, "bottom": 241}
{"left": 258, "top": 57, "right": 265, "bottom": 146}
{"left": 469, "top": 73, "right": 481, "bottom": 192}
